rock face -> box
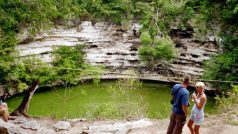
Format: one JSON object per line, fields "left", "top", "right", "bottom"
{"left": 53, "top": 121, "right": 71, "bottom": 131}
{"left": 83, "top": 119, "right": 152, "bottom": 134}
{"left": 0, "top": 116, "right": 153, "bottom": 134}
{"left": 1, "top": 112, "right": 238, "bottom": 134}
{"left": 14, "top": 21, "right": 218, "bottom": 89}
{"left": 21, "top": 120, "right": 41, "bottom": 130}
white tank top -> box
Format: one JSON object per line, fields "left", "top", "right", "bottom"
{"left": 192, "top": 97, "right": 206, "bottom": 114}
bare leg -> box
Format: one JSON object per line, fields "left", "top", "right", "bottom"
{"left": 2, "top": 108, "right": 9, "bottom": 122}
{"left": 194, "top": 125, "right": 200, "bottom": 134}
{"left": 187, "top": 119, "right": 195, "bottom": 134}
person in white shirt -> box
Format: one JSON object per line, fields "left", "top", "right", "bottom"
{"left": 0, "top": 100, "right": 13, "bottom": 122}
{"left": 187, "top": 82, "right": 207, "bottom": 134}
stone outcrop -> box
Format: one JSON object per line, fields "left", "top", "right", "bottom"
{"left": 21, "top": 120, "right": 41, "bottom": 130}
{"left": 53, "top": 121, "right": 71, "bottom": 131}
{"left": 0, "top": 117, "right": 153, "bottom": 134}
{"left": 0, "top": 112, "right": 238, "bottom": 134}
{"left": 13, "top": 21, "right": 219, "bottom": 91}
{"left": 82, "top": 119, "right": 152, "bottom": 134}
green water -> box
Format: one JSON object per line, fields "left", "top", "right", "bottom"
{"left": 7, "top": 80, "right": 215, "bottom": 119}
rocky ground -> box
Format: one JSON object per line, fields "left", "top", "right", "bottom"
{"left": 1, "top": 105, "right": 238, "bottom": 134}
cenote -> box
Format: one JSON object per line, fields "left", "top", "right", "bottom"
{"left": 7, "top": 80, "right": 216, "bottom": 119}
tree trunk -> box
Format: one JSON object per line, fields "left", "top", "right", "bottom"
{"left": 10, "top": 80, "right": 40, "bottom": 117}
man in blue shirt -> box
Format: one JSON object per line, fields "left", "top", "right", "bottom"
{"left": 167, "top": 76, "right": 190, "bottom": 134}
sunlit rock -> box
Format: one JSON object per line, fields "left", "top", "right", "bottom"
{"left": 21, "top": 120, "right": 41, "bottom": 130}
{"left": 53, "top": 121, "right": 71, "bottom": 131}
{"left": 36, "top": 128, "right": 55, "bottom": 134}
{"left": 83, "top": 119, "right": 152, "bottom": 134}
{"left": 14, "top": 116, "right": 28, "bottom": 124}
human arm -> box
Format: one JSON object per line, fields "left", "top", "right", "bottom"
{"left": 182, "top": 92, "right": 189, "bottom": 116}
{"left": 192, "top": 94, "right": 206, "bottom": 109}
{"left": 182, "top": 105, "right": 188, "bottom": 116}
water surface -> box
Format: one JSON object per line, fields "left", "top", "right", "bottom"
{"left": 7, "top": 80, "right": 215, "bottom": 119}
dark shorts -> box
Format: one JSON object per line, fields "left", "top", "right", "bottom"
{"left": 167, "top": 112, "right": 186, "bottom": 134}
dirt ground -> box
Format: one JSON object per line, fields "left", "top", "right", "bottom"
{"left": 127, "top": 115, "right": 238, "bottom": 134}
{"left": 34, "top": 107, "right": 238, "bottom": 134}
{"left": 67, "top": 104, "right": 238, "bottom": 134}
{"left": 128, "top": 104, "right": 238, "bottom": 134}
{"left": 2, "top": 105, "right": 238, "bottom": 134}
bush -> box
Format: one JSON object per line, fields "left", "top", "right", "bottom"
{"left": 139, "top": 35, "right": 175, "bottom": 67}
{"left": 214, "top": 85, "right": 238, "bottom": 113}
{"left": 107, "top": 70, "right": 147, "bottom": 119}
{"left": 203, "top": 48, "right": 238, "bottom": 92}
{"left": 155, "top": 37, "right": 175, "bottom": 61}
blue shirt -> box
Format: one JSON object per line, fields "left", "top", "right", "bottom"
{"left": 171, "top": 84, "right": 189, "bottom": 115}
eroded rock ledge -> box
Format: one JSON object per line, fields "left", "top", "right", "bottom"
{"left": 0, "top": 116, "right": 154, "bottom": 134}
{"left": 5, "top": 21, "right": 218, "bottom": 94}
{"left": 17, "top": 21, "right": 218, "bottom": 75}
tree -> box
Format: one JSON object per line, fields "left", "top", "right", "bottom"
{"left": 9, "top": 59, "right": 56, "bottom": 116}
{"left": 189, "top": 0, "right": 238, "bottom": 91}
{"left": 10, "top": 45, "right": 103, "bottom": 117}
{"left": 139, "top": 31, "right": 175, "bottom": 67}
{"left": 0, "top": 0, "right": 84, "bottom": 116}
{"left": 138, "top": 0, "right": 189, "bottom": 68}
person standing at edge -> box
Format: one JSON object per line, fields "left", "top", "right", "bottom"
{"left": 0, "top": 99, "right": 10, "bottom": 122}
{"left": 167, "top": 76, "right": 190, "bottom": 134}
{"left": 187, "top": 82, "right": 207, "bottom": 134}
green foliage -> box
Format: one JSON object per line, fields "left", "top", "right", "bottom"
{"left": 186, "top": 0, "right": 238, "bottom": 38}
{"left": 139, "top": 46, "right": 156, "bottom": 61}
{"left": 93, "top": 103, "right": 120, "bottom": 119}
{"left": 187, "top": 0, "right": 238, "bottom": 92}
{"left": 0, "top": 0, "right": 81, "bottom": 91}
{"left": 138, "top": 0, "right": 192, "bottom": 68}
{"left": 221, "top": 34, "right": 238, "bottom": 52}
{"left": 106, "top": 70, "right": 147, "bottom": 119}
{"left": 203, "top": 48, "right": 238, "bottom": 91}
{"left": 2, "top": 58, "right": 55, "bottom": 92}
{"left": 0, "top": 0, "right": 237, "bottom": 95}
{"left": 140, "top": 31, "right": 153, "bottom": 45}
{"left": 160, "top": 0, "right": 188, "bottom": 16}
{"left": 52, "top": 45, "right": 103, "bottom": 86}
{"left": 154, "top": 37, "right": 175, "bottom": 61}
{"left": 77, "top": 0, "right": 139, "bottom": 24}
{"left": 0, "top": 0, "right": 79, "bottom": 34}
{"left": 0, "top": 44, "right": 103, "bottom": 92}
{"left": 76, "top": 70, "right": 146, "bottom": 120}
{"left": 53, "top": 45, "right": 85, "bottom": 68}
{"left": 214, "top": 85, "right": 238, "bottom": 113}
{"left": 139, "top": 34, "right": 175, "bottom": 67}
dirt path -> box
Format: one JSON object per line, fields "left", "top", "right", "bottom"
{"left": 120, "top": 116, "right": 238, "bottom": 134}
{"left": 1, "top": 105, "right": 238, "bottom": 134}
{"left": 1, "top": 113, "right": 238, "bottom": 134}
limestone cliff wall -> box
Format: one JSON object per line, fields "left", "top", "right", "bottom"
{"left": 1, "top": 21, "right": 219, "bottom": 96}
{"left": 17, "top": 21, "right": 218, "bottom": 76}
